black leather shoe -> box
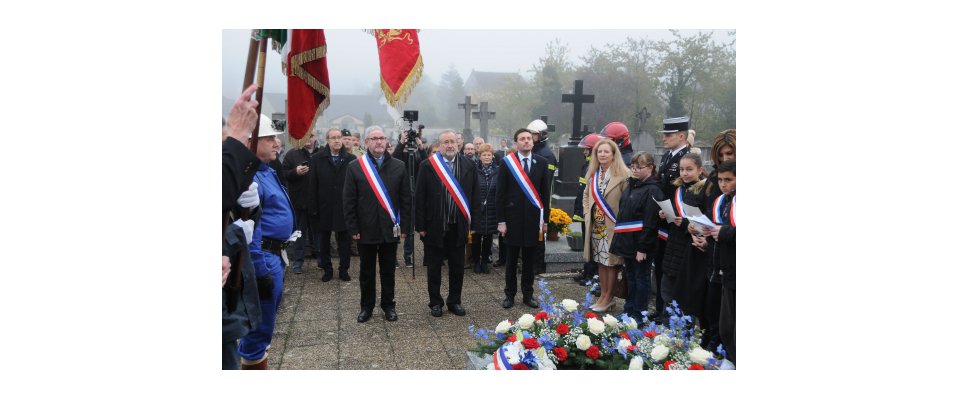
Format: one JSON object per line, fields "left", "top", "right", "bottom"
{"left": 321, "top": 269, "right": 333, "bottom": 282}
{"left": 523, "top": 298, "right": 540, "bottom": 308}
{"left": 357, "top": 309, "right": 372, "bottom": 323}
{"left": 502, "top": 297, "right": 514, "bottom": 309}
{"left": 430, "top": 305, "right": 443, "bottom": 317}
{"left": 384, "top": 308, "right": 398, "bottom": 321}
{"left": 449, "top": 304, "right": 466, "bottom": 316}
{"left": 339, "top": 270, "right": 351, "bottom": 281}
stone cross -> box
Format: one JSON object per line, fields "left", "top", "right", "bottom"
{"left": 539, "top": 115, "right": 556, "bottom": 134}
{"left": 471, "top": 102, "right": 496, "bottom": 141}
{"left": 636, "top": 107, "right": 651, "bottom": 134}
{"left": 561, "top": 80, "right": 594, "bottom": 144}
{"left": 458, "top": 95, "right": 478, "bottom": 141}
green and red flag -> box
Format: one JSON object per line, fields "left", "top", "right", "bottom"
{"left": 285, "top": 29, "right": 330, "bottom": 146}
{"left": 370, "top": 29, "right": 423, "bottom": 110}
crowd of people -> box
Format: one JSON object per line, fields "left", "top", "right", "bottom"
{"left": 222, "top": 87, "right": 736, "bottom": 369}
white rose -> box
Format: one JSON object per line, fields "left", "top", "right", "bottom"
{"left": 517, "top": 314, "right": 535, "bottom": 329}
{"left": 651, "top": 345, "right": 670, "bottom": 362}
{"left": 561, "top": 299, "right": 579, "bottom": 312}
{"left": 688, "top": 347, "right": 713, "bottom": 365}
{"left": 603, "top": 314, "right": 619, "bottom": 328}
{"left": 628, "top": 356, "right": 643, "bottom": 370}
{"left": 495, "top": 320, "right": 512, "bottom": 334}
{"left": 617, "top": 338, "right": 632, "bottom": 351}
{"left": 587, "top": 318, "right": 606, "bottom": 335}
{"left": 623, "top": 317, "right": 638, "bottom": 330}
{"left": 575, "top": 334, "right": 592, "bottom": 351}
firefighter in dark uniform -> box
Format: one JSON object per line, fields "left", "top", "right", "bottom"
{"left": 527, "top": 120, "right": 556, "bottom": 276}
{"left": 651, "top": 116, "right": 691, "bottom": 320}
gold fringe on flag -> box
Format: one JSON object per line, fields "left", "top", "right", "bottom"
{"left": 287, "top": 44, "right": 331, "bottom": 149}
{"left": 381, "top": 54, "right": 423, "bottom": 110}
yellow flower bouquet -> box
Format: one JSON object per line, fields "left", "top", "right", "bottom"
{"left": 548, "top": 208, "right": 573, "bottom": 235}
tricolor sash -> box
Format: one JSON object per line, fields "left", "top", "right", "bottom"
{"left": 657, "top": 228, "right": 669, "bottom": 240}
{"left": 674, "top": 187, "right": 687, "bottom": 218}
{"left": 712, "top": 194, "right": 726, "bottom": 224}
{"left": 590, "top": 170, "right": 616, "bottom": 223}
{"left": 358, "top": 154, "right": 399, "bottom": 227}
{"left": 492, "top": 345, "right": 513, "bottom": 370}
{"left": 731, "top": 195, "right": 736, "bottom": 227}
{"left": 428, "top": 153, "right": 471, "bottom": 224}
{"left": 614, "top": 221, "right": 643, "bottom": 233}
{"left": 503, "top": 153, "right": 544, "bottom": 229}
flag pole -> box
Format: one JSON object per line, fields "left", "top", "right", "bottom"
{"left": 249, "top": 36, "right": 268, "bottom": 154}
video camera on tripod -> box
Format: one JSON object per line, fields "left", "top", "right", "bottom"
{"left": 402, "top": 110, "right": 424, "bottom": 149}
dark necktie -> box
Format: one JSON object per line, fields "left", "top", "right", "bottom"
{"left": 523, "top": 157, "right": 529, "bottom": 173}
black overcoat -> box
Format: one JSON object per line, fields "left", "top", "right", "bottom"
{"left": 307, "top": 145, "right": 357, "bottom": 232}
{"left": 414, "top": 154, "right": 480, "bottom": 247}
{"left": 342, "top": 152, "right": 412, "bottom": 244}
{"left": 495, "top": 153, "right": 552, "bottom": 248}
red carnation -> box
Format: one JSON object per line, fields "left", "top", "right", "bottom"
{"left": 553, "top": 347, "right": 568, "bottom": 362}
{"left": 522, "top": 338, "right": 541, "bottom": 350}
{"left": 688, "top": 363, "right": 704, "bottom": 370}
{"left": 556, "top": 323, "right": 570, "bottom": 336}
{"left": 585, "top": 312, "right": 598, "bottom": 319}
{"left": 512, "top": 363, "right": 529, "bottom": 370}
{"left": 627, "top": 345, "right": 637, "bottom": 352}
{"left": 506, "top": 334, "right": 517, "bottom": 342}
{"left": 663, "top": 360, "right": 676, "bottom": 370}
{"left": 586, "top": 345, "right": 600, "bottom": 360}
{"left": 535, "top": 311, "right": 549, "bottom": 321}
{"left": 643, "top": 331, "right": 658, "bottom": 339}
{"left": 621, "top": 332, "right": 631, "bottom": 340}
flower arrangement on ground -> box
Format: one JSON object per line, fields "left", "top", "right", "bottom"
{"left": 468, "top": 280, "right": 734, "bottom": 370}
{"left": 548, "top": 208, "right": 573, "bottom": 235}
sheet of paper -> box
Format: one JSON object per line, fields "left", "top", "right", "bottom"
{"left": 687, "top": 214, "right": 717, "bottom": 231}
{"left": 682, "top": 203, "right": 704, "bottom": 218}
{"left": 655, "top": 198, "right": 677, "bottom": 222}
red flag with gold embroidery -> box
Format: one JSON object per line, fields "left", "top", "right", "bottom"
{"left": 286, "top": 29, "right": 329, "bottom": 145}
{"left": 372, "top": 29, "right": 423, "bottom": 109}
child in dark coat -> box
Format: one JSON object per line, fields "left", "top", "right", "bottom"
{"left": 658, "top": 153, "right": 708, "bottom": 319}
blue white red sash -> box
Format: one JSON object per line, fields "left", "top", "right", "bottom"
{"left": 503, "top": 153, "right": 544, "bottom": 228}
{"left": 712, "top": 194, "right": 726, "bottom": 224}
{"left": 731, "top": 195, "right": 736, "bottom": 227}
{"left": 657, "top": 228, "right": 669, "bottom": 240}
{"left": 428, "top": 153, "right": 471, "bottom": 224}
{"left": 591, "top": 170, "right": 616, "bottom": 223}
{"left": 614, "top": 221, "right": 643, "bottom": 233}
{"left": 492, "top": 345, "right": 513, "bottom": 370}
{"left": 674, "top": 187, "right": 687, "bottom": 218}
{"left": 358, "top": 154, "right": 399, "bottom": 226}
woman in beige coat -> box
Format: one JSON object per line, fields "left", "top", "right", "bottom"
{"left": 582, "top": 139, "right": 630, "bottom": 312}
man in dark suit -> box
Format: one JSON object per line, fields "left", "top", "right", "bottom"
{"left": 343, "top": 126, "right": 412, "bottom": 323}
{"left": 308, "top": 128, "right": 357, "bottom": 282}
{"left": 415, "top": 130, "right": 480, "bottom": 317}
{"left": 497, "top": 129, "right": 551, "bottom": 309}
{"left": 281, "top": 131, "right": 318, "bottom": 274}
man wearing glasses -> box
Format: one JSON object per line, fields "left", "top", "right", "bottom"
{"left": 343, "top": 126, "right": 412, "bottom": 323}
{"left": 308, "top": 128, "right": 357, "bottom": 282}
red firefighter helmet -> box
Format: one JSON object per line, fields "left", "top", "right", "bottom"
{"left": 577, "top": 133, "right": 602, "bottom": 149}
{"left": 600, "top": 121, "right": 631, "bottom": 148}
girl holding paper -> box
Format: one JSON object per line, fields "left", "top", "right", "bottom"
{"left": 659, "top": 153, "right": 708, "bottom": 318}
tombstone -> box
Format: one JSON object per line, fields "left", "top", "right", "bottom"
{"left": 633, "top": 107, "right": 658, "bottom": 155}
{"left": 553, "top": 80, "right": 595, "bottom": 215}
{"left": 458, "top": 96, "right": 478, "bottom": 142}
{"left": 471, "top": 102, "right": 496, "bottom": 141}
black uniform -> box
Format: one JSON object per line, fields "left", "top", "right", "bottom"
{"left": 308, "top": 145, "right": 357, "bottom": 275}
{"left": 652, "top": 146, "right": 689, "bottom": 316}
{"left": 496, "top": 152, "right": 551, "bottom": 301}
{"left": 343, "top": 152, "right": 412, "bottom": 313}
{"left": 415, "top": 154, "right": 480, "bottom": 309}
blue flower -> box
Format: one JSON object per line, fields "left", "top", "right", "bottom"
{"left": 716, "top": 344, "right": 726, "bottom": 359}
{"left": 538, "top": 335, "right": 556, "bottom": 351}
{"left": 496, "top": 333, "right": 506, "bottom": 341}
{"left": 520, "top": 350, "right": 538, "bottom": 368}
{"left": 572, "top": 310, "right": 586, "bottom": 326}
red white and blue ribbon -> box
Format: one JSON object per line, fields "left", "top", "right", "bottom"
{"left": 428, "top": 153, "right": 471, "bottom": 224}
{"left": 674, "top": 187, "right": 687, "bottom": 218}
{"left": 712, "top": 194, "right": 726, "bottom": 224}
{"left": 503, "top": 153, "right": 544, "bottom": 229}
{"left": 358, "top": 153, "right": 399, "bottom": 226}
{"left": 590, "top": 169, "right": 616, "bottom": 223}
{"left": 730, "top": 195, "right": 736, "bottom": 227}
{"left": 492, "top": 345, "right": 514, "bottom": 370}
{"left": 614, "top": 221, "right": 643, "bottom": 233}
{"left": 657, "top": 228, "right": 669, "bottom": 240}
